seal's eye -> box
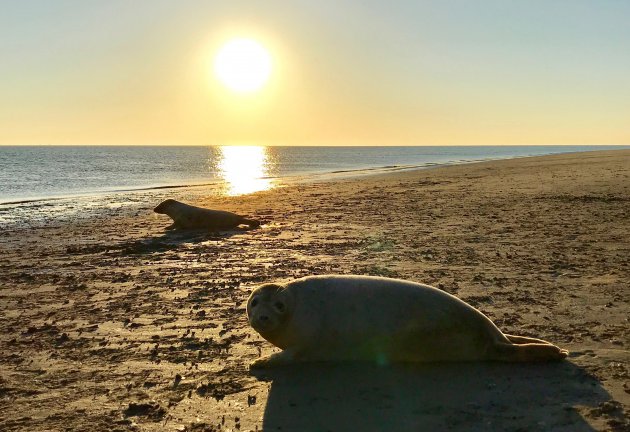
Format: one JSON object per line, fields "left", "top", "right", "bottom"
{"left": 274, "top": 302, "right": 285, "bottom": 312}
{"left": 251, "top": 298, "right": 259, "bottom": 308}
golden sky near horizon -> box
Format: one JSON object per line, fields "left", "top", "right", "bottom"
{"left": 0, "top": 1, "right": 629, "bottom": 146}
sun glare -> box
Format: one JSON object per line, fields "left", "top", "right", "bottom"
{"left": 213, "top": 38, "right": 272, "bottom": 93}
{"left": 217, "top": 146, "right": 275, "bottom": 195}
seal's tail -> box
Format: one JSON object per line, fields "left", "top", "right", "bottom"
{"left": 491, "top": 335, "right": 568, "bottom": 362}
{"left": 241, "top": 218, "right": 261, "bottom": 228}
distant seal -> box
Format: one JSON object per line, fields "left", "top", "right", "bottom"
{"left": 246, "top": 275, "right": 568, "bottom": 368}
{"left": 154, "top": 199, "right": 260, "bottom": 230}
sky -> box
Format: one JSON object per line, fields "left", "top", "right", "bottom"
{"left": 1, "top": 0, "right": 629, "bottom": 146}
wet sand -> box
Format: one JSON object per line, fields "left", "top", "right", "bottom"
{"left": 1, "top": 150, "right": 628, "bottom": 431}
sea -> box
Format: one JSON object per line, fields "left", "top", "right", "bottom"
{"left": 0, "top": 145, "right": 626, "bottom": 227}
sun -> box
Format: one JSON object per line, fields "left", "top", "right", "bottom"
{"left": 213, "top": 38, "right": 272, "bottom": 93}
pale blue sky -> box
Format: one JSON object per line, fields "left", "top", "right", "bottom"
{"left": 1, "top": 1, "right": 629, "bottom": 145}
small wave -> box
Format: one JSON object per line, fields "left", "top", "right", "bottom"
{"left": 0, "top": 197, "right": 66, "bottom": 206}
{"left": 0, "top": 181, "right": 222, "bottom": 207}
{"left": 330, "top": 164, "right": 418, "bottom": 174}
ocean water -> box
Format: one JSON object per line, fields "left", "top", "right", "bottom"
{"left": 0, "top": 145, "right": 626, "bottom": 226}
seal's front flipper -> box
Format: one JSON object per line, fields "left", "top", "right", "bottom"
{"left": 249, "top": 350, "right": 298, "bottom": 369}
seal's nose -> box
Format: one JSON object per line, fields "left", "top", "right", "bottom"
{"left": 255, "top": 315, "right": 270, "bottom": 329}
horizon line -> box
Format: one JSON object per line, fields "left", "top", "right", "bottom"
{"left": 1, "top": 143, "right": 629, "bottom": 147}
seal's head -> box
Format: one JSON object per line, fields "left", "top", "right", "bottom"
{"left": 247, "top": 283, "right": 294, "bottom": 337}
{"left": 154, "top": 199, "right": 177, "bottom": 214}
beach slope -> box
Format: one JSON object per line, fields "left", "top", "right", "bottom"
{"left": 0, "top": 150, "right": 628, "bottom": 431}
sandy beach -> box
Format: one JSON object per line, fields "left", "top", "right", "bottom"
{"left": 0, "top": 149, "right": 628, "bottom": 431}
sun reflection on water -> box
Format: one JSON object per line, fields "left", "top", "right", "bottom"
{"left": 216, "top": 146, "right": 275, "bottom": 196}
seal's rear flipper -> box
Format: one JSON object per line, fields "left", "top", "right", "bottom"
{"left": 505, "top": 334, "right": 554, "bottom": 345}
{"left": 242, "top": 218, "right": 261, "bottom": 228}
{"left": 492, "top": 342, "right": 569, "bottom": 362}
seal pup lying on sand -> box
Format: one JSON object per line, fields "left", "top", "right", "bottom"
{"left": 154, "top": 199, "right": 260, "bottom": 231}
{"left": 247, "top": 275, "right": 568, "bottom": 368}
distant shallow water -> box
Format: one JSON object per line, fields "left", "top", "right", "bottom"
{"left": 0, "top": 145, "right": 627, "bottom": 226}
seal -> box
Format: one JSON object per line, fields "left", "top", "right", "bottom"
{"left": 246, "top": 275, "right": 568, "bottom": 368}
{"left": 154, "top": 199, "right": 260, "bottom": 230}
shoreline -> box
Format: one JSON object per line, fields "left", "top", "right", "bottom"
{"left": 3, "top": 145, "right": 628, "bottom": 207}
{"left": 0, "top": 149, "right": 628, "bottom": 431}
{"left": 2, "top": 147, "right": 628, "bottom": 227}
